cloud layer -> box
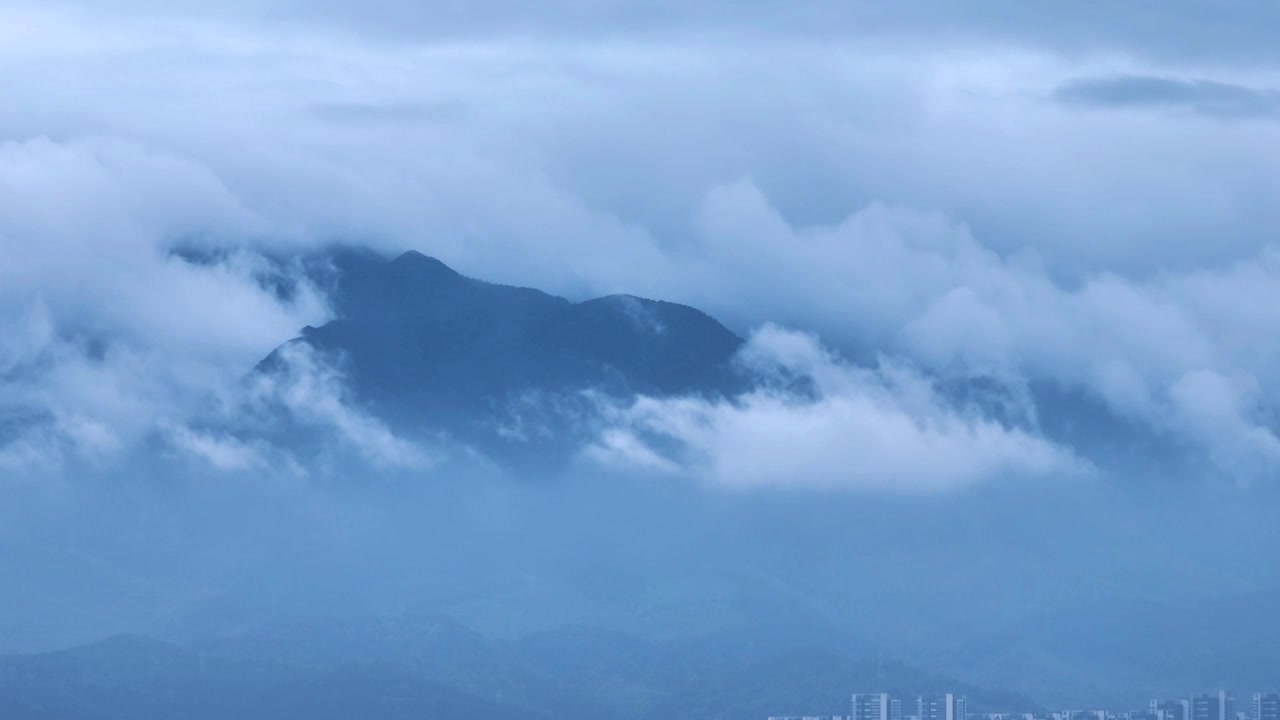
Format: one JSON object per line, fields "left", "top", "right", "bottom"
{"left": 672, "top": 181, "right": 1280, "bottom": 482}
{"left": 587, "top": 325, "right": 1082, "bottom": 491}
{"left": 20, "top": 0, "right": 1280, "bottom": 62}
{"left": 0, "top": 137, "right": 328, "bottom": 470}
{"left": 1055, "top": 74, "right": 1280, "bottom": 119}
{"left": 2, "top": 2, "right": 1280, "bottom": 488}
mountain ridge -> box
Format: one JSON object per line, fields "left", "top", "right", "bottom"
{"left": 0, "top": 624, "right": 1038, "bottom": 720}
{"left": 256, "top": 249, "right": 749, "bottom": 464}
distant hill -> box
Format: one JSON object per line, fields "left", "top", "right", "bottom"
{"left": 255, "top": 249, "right": 747, "bottom": 464}
{"left": 939, "top": 584, "right": 1280, "bottom": 707}
{"left": 0, "top": 633, "right": 550, "bottom": 720}
{"left": 0, "top": 623, "right": 1035, "bottom": 720}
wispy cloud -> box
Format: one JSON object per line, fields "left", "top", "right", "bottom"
{"left": 245, "top": 343, "right": 432, "bottom": 470}
{"left": 1055, "top": 74, "right": 1280, "bottom": 119}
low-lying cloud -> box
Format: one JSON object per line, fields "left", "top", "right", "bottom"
{"left": 675, "top": 180, "right": 1280, "bottom": 482}
{"left": 587, "top": 325, "right": 1083, "bottom": 492}
{"left": 0, "top": 137, "right": 328, "bottom": 469}
{"left": 244, "top": 342, "right": 433, "bottom": 470}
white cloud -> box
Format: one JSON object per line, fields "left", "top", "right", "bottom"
{"left": 166, "top": 423, "right": 270, "bottom": 473}
{"left": 586, "top": 325, "right": 1083, "bottom": 492}
{"left": 1168, "top": 370, "right": 1280, "bottom": 483}
{"left": 3, "top": 4, "right": 1280, "bottom": 486}
{"left": 0, "top": 136, "right": 328, "bottom": 467}
{"left": 668, "top": 181, "right": 1280, "bottom": 481}
{"left": 247, "top": 343, "right": 431, "bottom": 470}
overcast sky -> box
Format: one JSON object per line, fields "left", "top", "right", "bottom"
{"left": 3, "top": 1, "right": 1279, "bottom": 489}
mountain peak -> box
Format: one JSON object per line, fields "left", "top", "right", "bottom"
{"left": 258, "top": 249, "right": 747, "bottom": 465}
{"left": 390, "top": 250, "right": 462, "bottom": 279}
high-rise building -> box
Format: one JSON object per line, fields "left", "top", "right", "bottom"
{"left": 1153, "top": 699, "right": 1192, "bottom": 720}
{"left": 920, "top": 694, "right": 967, "bottom": 720}
{"left": 1255, "top": 694, "right": 1280, "bottom": 720}
{"left": 854, "top": 694, "right": 903, "bottom": 720}
{"left": 1192, "top": 692, "right": 1235, "bottom": 720}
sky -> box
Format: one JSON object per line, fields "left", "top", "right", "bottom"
{"left": 3, "top": 0, "right": 1280, "bottom": 491}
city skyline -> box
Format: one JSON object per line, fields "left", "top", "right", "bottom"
{"left": 774, "top": 691, "right": 1280, "bottom": 720}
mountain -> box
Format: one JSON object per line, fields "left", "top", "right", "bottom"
{"left": 254, "top": 249, "right": 1185, "bottom": 477}
{"left": 939, "top": 584, "right": 1280, "bottom": 707}
{"left": 0, "top": 633, "right": 550, "bottom": 720}
{"left": 0, "top": 623, "right": 1034, "bottom": 720}
{"left": 256, "top": 249, "right": 747, "bottom": 463}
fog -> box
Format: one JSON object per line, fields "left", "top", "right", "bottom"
{"left": 3, "top": 448, "right": 1279, "bottom": 710}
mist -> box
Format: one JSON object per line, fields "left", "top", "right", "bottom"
{"left": 4, "top": 442, "right": 1280, "bottom": 711}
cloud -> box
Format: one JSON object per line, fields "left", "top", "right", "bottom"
{"left": 309, "top": 100, "right": 467, "bottom": 127}
{"left": 1055, "top": 74, "right": 1280, "bottom": 119}
{"left": 664, "top": 180, "right": 1280, "bottom": 481}
{"left": 608, "top": 295, "right": 667, "bottom": 335}
{"left": 7, "top": 3, "right": 1280, "bottom": 280}
{"left": 0, "top": 136, "right": 328, "bottom": 468}
{"left": 156, "top": 342, "right": 433, "bottom": 475}
{"left": 1168, "top": 370, "right": 1280, "bottom": 483}
{"left": 17, "top": 0, "right": 1280, "bottom": 63}
{"left": 0, "top": 425, "right": 63, "bottom": 477}
{"left": 245, "top": 343, "right": 431, "bottom": 470}
{"left": 2, "top": 3, "right": 1280, "bottom": 488}
{"left": 586, "top": 325, "right": 1083, "bottom": 492}
{"left": 166, "top": 423, "right": 271, "bottom": 473}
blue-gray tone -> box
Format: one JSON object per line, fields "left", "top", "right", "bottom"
{"left": 2, "top": 1, "right": 1280, "bottom": 717}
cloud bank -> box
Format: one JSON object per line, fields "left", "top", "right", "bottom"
{"left": 587, "top": 325, "right": 1082, "bottom": 492}
{"left": 0, "top": 137, "right": 328, "bottom": 470}
{"left": 1055, "top": 74, "right": 1280, "bottom": 119}
{"left": 671, "top": 180, "right": 1280, "bottom": 482}
{"left": 20, "top": 0, "right": 1280, "bottom": 62}
{"left": 2, "top": 2, "right": 1279, "bottom": 489}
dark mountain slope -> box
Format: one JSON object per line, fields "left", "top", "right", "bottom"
{"left": 257, "top": 249, "right": 747, "bottom": 462}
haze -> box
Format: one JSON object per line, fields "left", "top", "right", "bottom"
{"left": 2, "top": 2, "right": 1279, "bottom": 718}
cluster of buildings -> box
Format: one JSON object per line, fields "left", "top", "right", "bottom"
{"left": 768, "top": 692, "right": 967, "bottom": 720}
{"left": 768, "top": 691, "right": 1280, "bottom": 720}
